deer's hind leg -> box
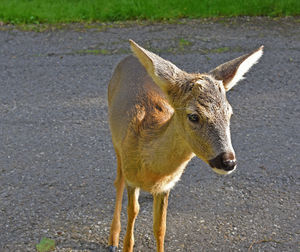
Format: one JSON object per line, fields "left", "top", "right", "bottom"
{"left": 108, "top": 150, "right": 125, "bottom": 251}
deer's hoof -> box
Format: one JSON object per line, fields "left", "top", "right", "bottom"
{"left": 108, "top": 245, "right": 118, "bottom": 252}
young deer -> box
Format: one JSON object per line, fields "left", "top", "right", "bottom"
{"left": 107, "top": 40, "right": 263, "bottom": 252}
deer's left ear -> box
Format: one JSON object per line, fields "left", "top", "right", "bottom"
{"left": 209, "top": 46, "right": 264, "bottom": 91}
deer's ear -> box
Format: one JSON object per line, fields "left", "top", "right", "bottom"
{"left": 129, "top": 39, "right": 185, "bottom": 93}
{"left": 209, "top": 46, "right": 264, "bottom": 91}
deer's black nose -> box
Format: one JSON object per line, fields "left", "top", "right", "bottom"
{"left": 209, "top": 152, "right": 236, "bottom": 172}
{"left": 222, "top": 158, "right": 236, "bottom": 171}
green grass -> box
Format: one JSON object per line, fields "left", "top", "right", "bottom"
{"left": 0, "top": 0, "right": 299, "bottom": 24}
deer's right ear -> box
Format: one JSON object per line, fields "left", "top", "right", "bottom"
{"left": 129, "top": 40, "right": 184, "bottom": 93}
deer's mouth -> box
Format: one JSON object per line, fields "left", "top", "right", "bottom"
{"left": 211, "top": 167, "right": 236, "bottom": 175}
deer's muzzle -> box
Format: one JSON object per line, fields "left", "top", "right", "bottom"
{"left": 209, "top": 152, "right": 236, "bottom": 175}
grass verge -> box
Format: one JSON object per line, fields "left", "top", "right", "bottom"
{"left": 0, "top": 0, "right": 299, "bottom": 24}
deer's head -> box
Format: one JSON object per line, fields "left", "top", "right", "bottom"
{"left": 130, "top": 40, "right": 263, "bottom": 175}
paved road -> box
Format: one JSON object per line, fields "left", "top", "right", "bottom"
{"left": 0, "top": 17, "right": 299, "bottom": 251}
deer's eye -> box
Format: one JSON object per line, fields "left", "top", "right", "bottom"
{"left": 188, "top": 114, "right": 199, "bottom": 123}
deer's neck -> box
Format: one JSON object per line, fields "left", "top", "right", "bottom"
{"left": 141, "top": 115, "right": 195, "bottom": 174}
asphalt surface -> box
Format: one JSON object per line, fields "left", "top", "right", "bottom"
{"left": 0, "top": 17, "right": 299, "bottom": 252}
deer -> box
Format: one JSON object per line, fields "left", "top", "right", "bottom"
{"left": 107, "top": 40, "right": 263, "bottom": 252}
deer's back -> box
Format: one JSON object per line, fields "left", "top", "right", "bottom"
{"left": 108, "top": 56, "right": 173, "bottom": 148}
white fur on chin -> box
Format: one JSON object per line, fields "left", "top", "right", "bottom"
{"left": 212, "top": 167, "right": 236, "bottom": 175}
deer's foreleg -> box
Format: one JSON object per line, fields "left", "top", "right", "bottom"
{"left": 153, "top": 191, "right": 169, "bottom": 252}
{"left": 123, "top": 185, "right": 140, "bottom": 252}
{"left": 108, "top": 153, "right": 125, "bottom": 251}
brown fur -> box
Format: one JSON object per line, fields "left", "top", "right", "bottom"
{"left": 107, "top": 40, "right": 263, "bottom": 251}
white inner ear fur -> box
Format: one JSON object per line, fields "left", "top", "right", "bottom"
{"left": 226, "top": 46, "right": 264, "bottom": 90}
